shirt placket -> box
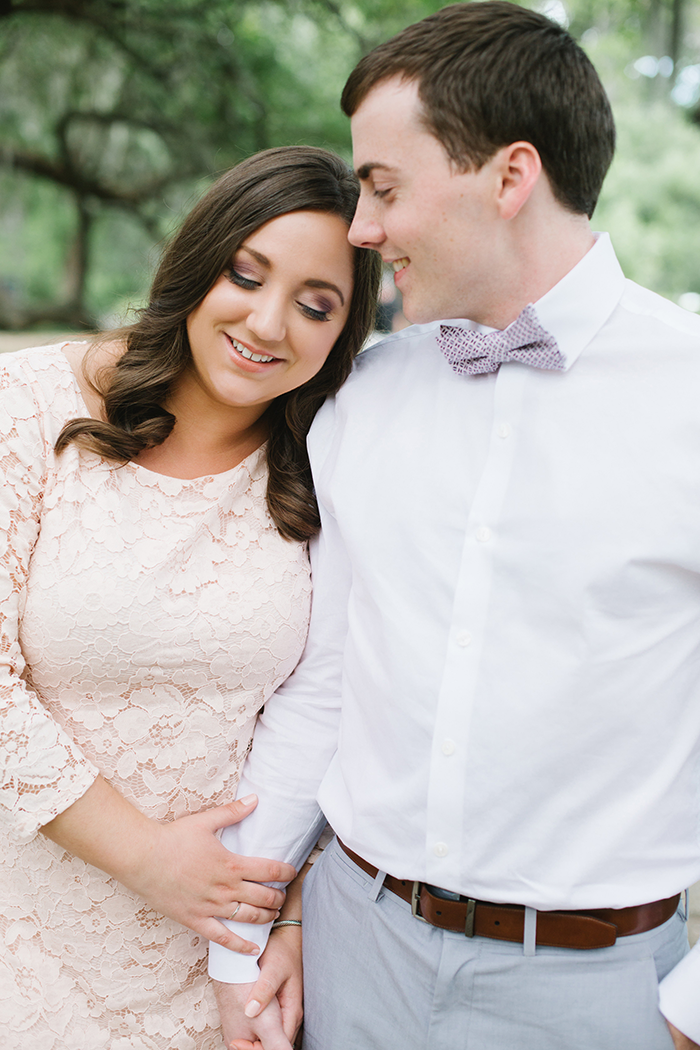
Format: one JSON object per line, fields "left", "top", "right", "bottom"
{"left": 424, "top": 366, "right": 527, "bottom": 888}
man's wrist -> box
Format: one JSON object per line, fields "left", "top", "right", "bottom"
{"left": 209, "top": 920, "right": 268, "bottom": 982}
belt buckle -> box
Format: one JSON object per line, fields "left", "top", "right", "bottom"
{"left": 412, "top": 883, "right": 477, "bottom": 936}
{"left": 411, "top": 881, "right": 429, "bottom": 922}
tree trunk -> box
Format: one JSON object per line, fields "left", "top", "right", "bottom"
{"left": 63, "top": 194, "right": 91, "bottom": 312}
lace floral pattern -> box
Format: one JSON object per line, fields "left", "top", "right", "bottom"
{"left": 0, "top": 346, "right": 312, "bottom": 1048}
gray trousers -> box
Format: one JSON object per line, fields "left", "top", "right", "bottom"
{"left": 301, "top": 837, "right": 688, "bottom": 1050}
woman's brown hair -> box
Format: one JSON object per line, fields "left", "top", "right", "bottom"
{"left": 56, "top": 146, "right": 381, "bottom": 540}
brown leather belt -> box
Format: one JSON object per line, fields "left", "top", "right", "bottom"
{"left": 338, "top": 840, "right": 680, "bottom": 950}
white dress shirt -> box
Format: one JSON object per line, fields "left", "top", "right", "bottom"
{"left": 210, "top": 234, "right": 700, "bottom": 1037}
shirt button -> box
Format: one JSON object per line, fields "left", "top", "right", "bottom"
{"left": 456, "top": 630, "right": 472, "bottom": 647}
{"left": 498, "top": 424, "right": 510, "bottom": 438}
{"left": 441, "top": 739, "right": 456, "bottom": 756}
{"left": 433, "top": 842, "right": 449, "bottom": 858}
{"left": 476, "top": 526, "right": 492, "bottom": 543}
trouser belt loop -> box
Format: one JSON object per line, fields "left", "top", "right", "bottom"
{"left": 523, "top": 906, "right": 537, "bottom": 956}
{"left": 368, "top": 867, "right": 386, "bottom": 902}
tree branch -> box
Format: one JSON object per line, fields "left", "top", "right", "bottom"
{"left": 301, "top": 0, "right": 370, "bottom": 51}
{"left": 0, "top": 145, "right": 176, "bottom": 205}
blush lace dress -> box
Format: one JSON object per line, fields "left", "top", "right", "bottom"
{"left": 0, "top": 346, "right": 312, "bottom": 1049}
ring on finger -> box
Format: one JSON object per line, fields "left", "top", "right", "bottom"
{"left": 229, "top": 902, "right": 241, "bottom": 921}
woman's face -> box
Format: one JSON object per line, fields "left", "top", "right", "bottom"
{"left": 185, "top": 210, "right": 354, "bottom": 419}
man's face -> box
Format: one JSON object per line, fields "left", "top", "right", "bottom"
{"left": 349, "top": 77, "right": 502, "bottom": 325}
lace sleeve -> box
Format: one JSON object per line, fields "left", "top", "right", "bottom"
{"left": 0, "top": 357, "right": 98, "bottom": 844}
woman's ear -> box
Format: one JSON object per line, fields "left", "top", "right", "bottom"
{"left": 494, "top": 141, "right": 542, "bottom": 220}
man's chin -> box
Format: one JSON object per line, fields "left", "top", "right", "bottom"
{"left": 405, "top": 298, "right": 472, "bottom": 326}
{"left": 401, "top": 300, "right": 433, "bottom": 326}
{"left": 401, "top": 292, "right": 457, "bottom": 327}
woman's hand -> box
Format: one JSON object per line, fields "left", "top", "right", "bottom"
{"left": 122, "top": 799, "right": 297, "bottom": 952}
{"left": 227, "top": 860, "right": 308, "bottom": 1049}
{"left": 42, "top": 775, "right": 296, "bottom": 953}
{"left": 234, "top": 924, "right": 304, "bottom": 1047}
{"left": 217, "top": 927, "right": 303, "bottom": 1050}
{"left": 215, "top": 981, "right": 294, "bottom": 1050}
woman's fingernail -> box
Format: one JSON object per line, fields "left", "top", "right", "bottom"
{"left": 239, "top": 794, "right": 257, "bottom": 805}
{"left": 245, "top": 1000, "right": 262, "bottom": 1018}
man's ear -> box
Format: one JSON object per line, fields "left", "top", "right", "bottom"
{"left": 495, "top": 141, "right": 542, "bottom": 220}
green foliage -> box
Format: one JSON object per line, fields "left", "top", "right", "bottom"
{"left": 595, "top": 102, "right": 700, "bottom": 298}
{"left": 573, "top": 0, "right": 700, "bottom": 301}
{"left": 0, "top": 0, "right": 699, "bottom": 327}
{"left": 0, "top": 0, "right": 394, "bottom": 325}
{"left": 0, "top": 172, "right": 75, "bottom": 305}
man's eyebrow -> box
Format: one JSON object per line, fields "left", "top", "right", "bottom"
{"left": 356, "top": 162, "right": 393, "bottom": 180}
{"left": 305, "top": 279, "right": 345, "bottom": 307}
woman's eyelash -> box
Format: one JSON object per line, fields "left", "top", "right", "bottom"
{"left": 225, "top": 268, "right": 332, "bottom": 321}
{"left": 225, "top": 267, "right": 259, "bottom": 289}
{"left": 300, "top": 303, "right": 331, "bottom": 322}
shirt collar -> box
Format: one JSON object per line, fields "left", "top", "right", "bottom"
{"left": 436, "top": 233, "right": 626, "bottom": 372}
{"left": 533, "top": 232, "right": 626, "bottom": 370}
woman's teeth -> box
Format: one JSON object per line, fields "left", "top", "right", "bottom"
{"left": 231, "top": 337, "right": 275, "bottom": 363}
{"left": 392, "top": 258, "right": 409, "bottom": 272}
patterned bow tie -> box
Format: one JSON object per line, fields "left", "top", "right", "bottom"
{"left": 436, "top": 304, "right": 565, "bottom": 376}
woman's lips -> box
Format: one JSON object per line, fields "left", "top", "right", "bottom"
{"left": 225, "top": 334, "right": 280, "bottom": 370}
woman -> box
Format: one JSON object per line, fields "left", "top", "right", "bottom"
{"left": 0, "top": 145, "right": 380, "bottom": 1048}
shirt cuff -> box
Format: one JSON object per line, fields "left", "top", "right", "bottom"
{"left": 658, "top": 938, "right": 700, "bottom": 1043}
{"left": 208, "top": 919, "right": 272, "bottom": 984}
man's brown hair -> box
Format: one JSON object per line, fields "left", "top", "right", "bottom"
{"left": 341, "top": 1, "right": 615, "bottom": 218}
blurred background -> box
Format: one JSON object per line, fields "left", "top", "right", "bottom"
{"left": 0, "top": 0, "right": 699, "bottom": 336}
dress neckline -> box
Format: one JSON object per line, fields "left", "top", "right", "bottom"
{"left": 56, "top": 342, "right": 267, "bottom": 484}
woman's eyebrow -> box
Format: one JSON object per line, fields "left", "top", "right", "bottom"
{"left": 238, "top": 245, "right": 346, "bottom": 307}
{"left": 238, "top": 245, "right": 270, "bottom": 266}
{"left": 305, "top": 279, "right": 345, "bottom": 307}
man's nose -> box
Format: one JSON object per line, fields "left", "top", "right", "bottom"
{"left": 348, "top": 198, "right": 385, "bottom": 249}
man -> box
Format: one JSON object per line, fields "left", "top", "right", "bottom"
{"left": 212, "top": 4, "right": 700, "bottom": 1047}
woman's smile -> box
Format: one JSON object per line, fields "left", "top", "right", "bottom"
{"left": 183, "top": 209, "right": 354, "bottom": 417}
{"left": 225, "top": 334, "right": 281, "bottom": 369}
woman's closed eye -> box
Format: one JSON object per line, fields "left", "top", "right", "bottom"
{"left": 225, "top": 260, "right": 339, "bottom": 322}
{"left": 225, "top": 266, "right": 261, "bottom": 290}
{"left": 298, "top": 299, "right": 333, "bottom": 322}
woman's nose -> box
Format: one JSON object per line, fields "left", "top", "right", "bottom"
{"left": 246, "top": 294, "right": 287, "bottom": 344}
